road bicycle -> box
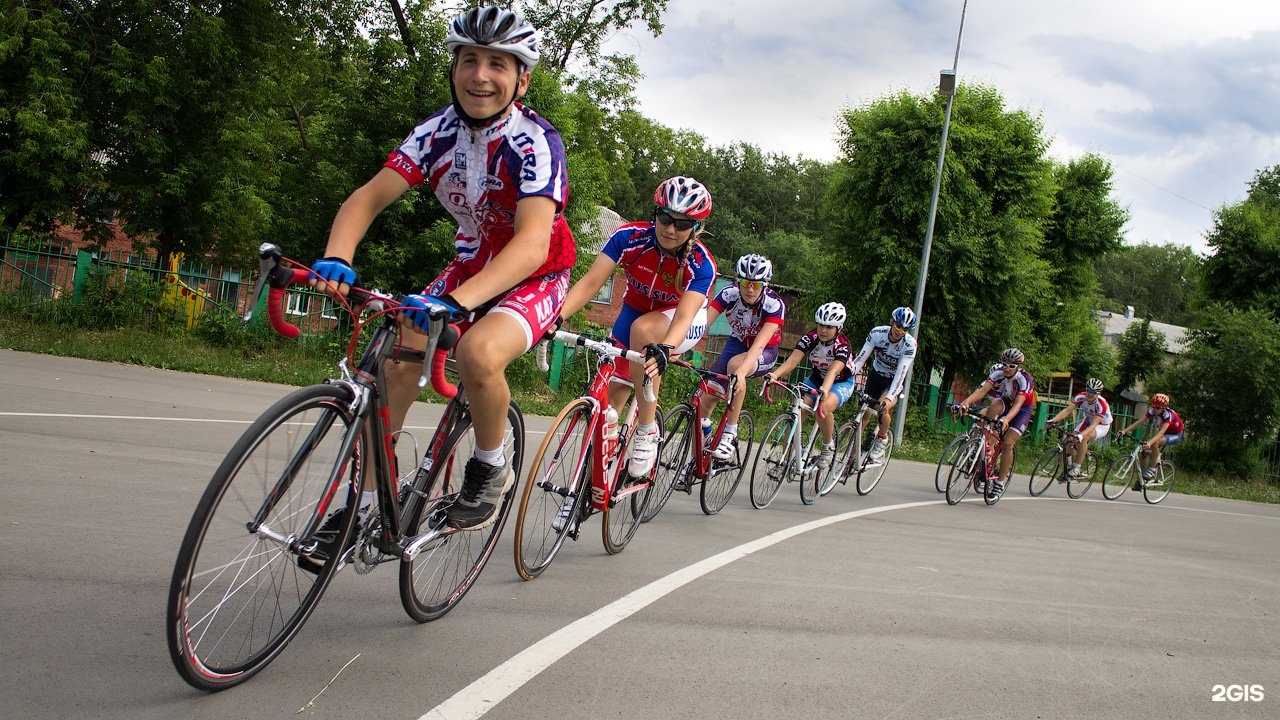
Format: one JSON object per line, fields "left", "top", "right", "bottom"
{"left": 944, "top": 405, "right": 1015, "bottom": 506}
{"left": 750, "top": 379, "right": 836, "bottom": 508}
{"left": 647, "top": 359, "right": 756, "bottom": 518}
{"left": 828, "top": 390, "right": 894, "bottom": 496}
{"left": 513, "top": 330, "right": 658, "bottom": 580}
{"left": 1101, "top": 432, "right": 1176, "bottom": 503}
{"left": 166, "top": 245, "right": 523, "bottom": 691}
{"left": 1028, "top": 423, "right": 1098, "bottom": 499}
{"left": 934, "top": 419, "right": 980, "bottom": 493}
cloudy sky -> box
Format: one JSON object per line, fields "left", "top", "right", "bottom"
{"left": 599, "top": 0, "right": 1280, "bottom": 255}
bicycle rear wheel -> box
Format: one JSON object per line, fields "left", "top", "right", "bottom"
{"left": 701, "top": 411, "right": 753, "bottom": 515}
{"left": 167, "top": 384, "right": 360, "bottom": 691}
{"left": 1028, "top": 447, "right": 1062, "bottom": 497}
{"left": 821, "top": 421, "right": 855, "bottom": 497}
{"left": 935, "top": 434, "right": 966, "bottom": 493}
{"left": 1101, "top": 456, "right": 1135, "bottom": 500}
{"left": 1066, "top": 451, "right": 1097, "bottom": 499}
{"left": 946, "top": 438, "right": 982, "bottom": 505}
{"left": 750, "top": 414, "right": 794, "bottom": 509}
{"left": 646, "top": 403, "right": 693, "bottom": 522}
{"left": 400, "top": 402, "right": 522, "bottom": 619}
{"left": 513, "top": 399, "right": 593, "bottom": 580}
{"left": 603, "top": 414, "right": 660, "bottom": 554}
{"left": 1143, "top": 461, "right": 1175, "bottom": 504}
{"left": 856, "top": 428, "right": 892, "bottom": 495}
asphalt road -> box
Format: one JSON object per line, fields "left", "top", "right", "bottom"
{"left": 1, "top": 350, "right": 1277, "bottom": 720}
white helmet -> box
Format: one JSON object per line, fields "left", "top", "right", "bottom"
{"left": 735, "top": 254, "right": 773, "bottom": 281}
{"left": 445, "top": 6, "right": 541, "bottom": 70}
{"left": 815, "top": 302, "right": 846, "bottom": 328}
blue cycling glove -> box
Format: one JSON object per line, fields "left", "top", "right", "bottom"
{"left": 312, "top": 257, "right": 358, "bottom": 288}
{"left": 402, "top": 293, "right": 467, "bottom": 333}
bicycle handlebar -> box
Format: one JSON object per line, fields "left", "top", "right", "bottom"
{"left": 245, "top": 243, "right": 460, "bottom": 399}
{"left": 552, "top": 330, "right": 656, "bottom": 404}
{"left": 667, "top": 357, "right": 738, "bottom": 400}
{"left": 762, "top": 378, "right": 826, "bottom": 419}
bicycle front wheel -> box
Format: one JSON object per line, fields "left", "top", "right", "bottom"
{"left": 701, "top": 410, "right": 753, "bottom": 515}
{"left": 400, "top": 401, "right": 523, "bottom": 620}
{"left": 946, "top": 438, "right": 982, "bottom": 505}
{"left": 1143, "top": 461, "right": 1175, "bottom": 504}
{"left": 513, "top": 399, "right": 593, "bottom": 580}
{"left": 1028, "top": 447, "right": 1062, "bottom": 497}
{"left": 1066, "top": 451, "right": 1097, "bottom": 499}
{"left": 751, "top": 414, "right": 794, "bottom": 509}
{"left": 856, "top": 428, "right": 892, "bottom": 495}
{"left": 646, "top": 403, "right": 693, "bottom": 522}
{"left": 935, "top": 434, "right": 966, "bottom": 493}
{"left": 603, "top": 414, "right": 660, "bottom": 554}
{"left": 1101, "top": 455, "right": 1135, "bottom": 500}
{"left": 167, "top": 384, "right": 360, "bottom": 691}
{"left": 821, "top": 421, "right": 856, "bottom": 497}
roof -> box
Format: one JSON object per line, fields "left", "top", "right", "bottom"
{"left": 1096, "top": 310, "right": 1190, "bottom": 354}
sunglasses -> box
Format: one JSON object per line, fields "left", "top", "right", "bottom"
{"left": 654, "top": 209, "right": 697, "bottom": 232}
{"left": 891, "top": 322, "right": 905, "bottom": 331}
{"left": 1001, "top": 362, "right": 1021, "bottom": 369}
{"left": 738, "top": 279, "right": 765, "bottom": 292}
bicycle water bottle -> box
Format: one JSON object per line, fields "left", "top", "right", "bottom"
{"left": 603, "top": 407, "right": 620, "bottom": 462}
{"left": 701, "top": 416, "right": 713, "bottom": 440}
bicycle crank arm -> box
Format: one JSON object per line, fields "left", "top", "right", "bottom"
{"left": 402, "top": 522, "right": 462, "bottom": 559}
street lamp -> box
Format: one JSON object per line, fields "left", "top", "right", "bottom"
{"left": 892, "top": 0, "right": 967, "bottom": 445}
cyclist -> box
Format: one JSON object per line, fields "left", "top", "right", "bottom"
{"left": 700, "top": 254, "right": 786, "bottom": 460}
{"left": 955, "top": 348, "right": 1036, "bottom": 500}
{"left": 557, "top": 176, "right": 717, "bottom": 478}
{"left": 1047, "top": 378, "right": 1113, "bottom": 479}
{"left": 765, "top": 302, "right": 855, "bottom": 471}
{"left": 308, "top": 6, "right": 573, "bottom": 542}
{"left": 1117, "top": 392, "right": 1183, "bottom": 484}
{"left": 848, "top": 306, "right": 918, "bottom": 461}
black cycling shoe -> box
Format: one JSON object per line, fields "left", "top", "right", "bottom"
{"left": 446, "top": 458, "right": 515, "bottom": 530}
{"left": 298, "top": 510, "right": 359, "bottom": 575}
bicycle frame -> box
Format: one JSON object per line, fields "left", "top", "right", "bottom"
{"left": 836, "top": 391, "right": 882, "bottom": 477}
{"left": 673, "top": 359, "right": 739, "bottom": 483}
{"left": 763, "top": 379, "right": 827, "bottom": 480}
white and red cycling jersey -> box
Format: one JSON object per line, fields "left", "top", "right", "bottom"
{"left": 709, "top": 285, "right": 785, "bottom": 348}
{"left": 384, "top": 102, "right": 576, "bottom": 279}
{"left": 1069, "top": 392, "right": 1113, "bottom": 426}
{"left": 981, "top": 366, "right": 1036, "bottom": 408}
{"left": 600, "top": 222, "right": 717, "bottom": 313}
{"left": 795, "top": 329, "right": 854, "bottom": 386}
{"left": 1145, "top": 407, "right": 1184, "bottom": 433}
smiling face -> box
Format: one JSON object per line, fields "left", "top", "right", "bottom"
{"left": 451, "top": 46, "right": 528, "bottom": 121}
{"left": 653, "top": 208, "right": 697, "bottom": 252}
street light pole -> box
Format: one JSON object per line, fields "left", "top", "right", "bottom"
{"left": 892, "top": 0, "right": 968, "bottom": 445}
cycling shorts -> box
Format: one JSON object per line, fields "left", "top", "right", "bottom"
{"left": 425, "top": 261, "right": 569, "bottom": 352}
{"left": 1078, "top": 420, "right": 1111, "bottom": 442}
{"left": 704, "top": 336, "right": 778, "bottom": 393}
{"left": 802, "top": 376, "right": 857, "bottom": 410}
{"left": 1162, "top": 432, "right": 1183, "bottom": 446}
{"left": 863, "top": 371, "right": 899, "bottom": 404}
{"left": 609, "top": 303, "right": 708, "bottom": 388}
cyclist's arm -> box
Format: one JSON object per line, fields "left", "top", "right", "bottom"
{"left": 322, "top": 168, "right": 412, "bottom": 267}
{"left": 849, "top": 338, "right": 873, "bottom": 377}
{"left": 960, "top": 383, "right": 990, "bottom": 409}
{"left": 1146, "top": 420, "right": 1171, "bottom": 447}
{"left": 561, "top": 252, "right": 619, "bottom": 320}
{"left": 769, "top": 348, "right": 804, "bottom": 382}
{"left": 1119, "top": 418, "right": 1142, "bottom": 435}
{"left": 820, "top": 359, "right": 846, "bottom": 395}
{"left": 1049, "top": 406, "right": 1072, "bottom": 424}
{"left": 447, "top": 195, "right": 556, "bottom": 310}
{"left": 734, "top": 323, "right": 779, "bottom": 386}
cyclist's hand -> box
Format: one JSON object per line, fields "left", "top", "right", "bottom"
{"left": 994, "top": 417, "right": 1006, "bottom": 434}
{"left": 763, "top": 372, "right": 777, "bottom": 385}
{"left": 542, "top": 314, "right": 563, "bottom": 341}
{"left": 311, "top": 257, "right": 357, "bottom": 296}
{"left": 643, "top": 342, "right": 673, "bottom": 379}
{"left": 401, "top": 293, "right": 466, "bottom": 334}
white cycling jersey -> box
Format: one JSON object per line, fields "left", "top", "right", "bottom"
{"left": 850, "top": 325, "right": 917, "bottom": 398}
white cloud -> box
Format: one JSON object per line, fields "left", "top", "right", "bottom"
{"left": 599, "top": 0, "right": 1280, "bottom": 254}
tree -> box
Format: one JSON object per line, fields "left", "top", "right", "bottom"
{"left": 1114, "top": 319, "right": 1167, "bottom": 393}
{"left": 1201, "top": 165, "right": 1280, "bottom": 319}
{"left": 520, "top": 0, "right": 668, "bottom": 77}
{"left": 1158, "top": 305, "right": 1280, "bottom": 476}
{"left": 1094, "top": 242, "right": 1203, "bottom": 326}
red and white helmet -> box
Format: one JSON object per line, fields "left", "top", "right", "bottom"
{"left": 653, "top": 176, "right": 713, "bottom": 220}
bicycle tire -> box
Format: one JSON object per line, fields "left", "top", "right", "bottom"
{"left": 1028, "top": 446, "right": 1062, "bottom": 497}
{"left": 513, "top": 398, "right": 593, "bottom": 580}
{"left": 751, "top": 414, "right": 794, "bottom": 509}
{"left": 1065, "top": 450, "right": 1097, "bottom": 499}
{"left": 645, "top": 403, "right": 693, "bottom": 522}
{"left": 934, "top": 433, "right": 966, "bottom": 493}
{"left": 167, "top": 384, "right": 361, "bottom": 691}
{"left": 1143, "top": 461, "right": 1175, "bottom": 504}
{"left": 821, "top": 421, "right": 856, "bottom": 497}
{"left": 946, "top": 438, "right": 982, "bottom": 505}
{"left": 799, "top": 426, "right": 822, "bottom": 505}
{"left": 602, "top": 413, "right": 660, "bottom": 554}
{"left": 701, "top": 410, "right": 753, "bottom": 515}
{"left": 400, "top": 402, "right": 523, "bottom": 619}
{"left": 856, "top": 428, "right": 892, "bottom": 495}
{"left": 1101, "top": 455, "right": 1135, "bottom": 500}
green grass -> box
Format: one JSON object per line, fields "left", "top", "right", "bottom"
{"left": 3, "top": 313, "right": 1277, "bottom": 505}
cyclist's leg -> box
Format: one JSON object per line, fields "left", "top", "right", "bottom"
{"left": 1000, "top": 405, "right": 1033, "bottom": 480}
{"left": 698, "top": 338, "right": 739, "bottom": 429}
{"left": 626, "top": 305, "right": 707, "bottom": 475}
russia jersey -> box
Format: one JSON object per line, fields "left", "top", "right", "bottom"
{"left": 1069, "top": 392, "right": 1113, "bottom": 424}
{"left": 600, "top": 222, "right": 717, "bottom": 313}
{"left": 383, "top": 103, "right": 576, "bottom": 278}
{"left": 981, "top": 367, "right": 1036, "bottom": 407}
{"left": 1145, "top": 407, "right": 1184, "bottom": 433}
{"left": 709, "top": 285, "right": 785, "bottom": 348}
{"left": 795, "top": 330, "right": 853, "bottom": 385}
{"left": 851, "top": 325, "right": 917, "bottom": 397}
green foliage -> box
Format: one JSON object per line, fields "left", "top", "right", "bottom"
{"left": 1115, "top": 319, "right": 1167, "bottom": 393}
{"left": 1201, "top": 164, "right": 1280, "bottom": 319}
{"left": 1095, "top": 243, "right": 1203, "bottom": 325}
